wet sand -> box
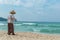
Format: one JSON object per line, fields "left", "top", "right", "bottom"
{"left": 0, "top": 31, "right": 60, "bottom": 40}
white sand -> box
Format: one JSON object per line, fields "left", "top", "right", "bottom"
{"left": 0, "top": 31, "right": 60, "bottom": 40}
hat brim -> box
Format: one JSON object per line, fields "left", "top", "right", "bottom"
{"left": 10, "top": 12, "right": 16, "bottom": 14}
{"left": 10, "top": 13, "right": 16, "bottom": 14}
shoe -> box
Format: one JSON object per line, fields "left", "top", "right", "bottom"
{"left": 8, "top": 33, "right": 10, "bottom": 35}
{"left": 12, "top": 33, "right": 15, "bottom": 35}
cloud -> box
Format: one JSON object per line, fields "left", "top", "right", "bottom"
{"left": 13, "top": 0, "right": 21, "bottom": 5}
{"left": 0, "top": 0, "right": 4, "bottom": 4}
{"left": 0, "top": 0, "right": 47, "bottom": 7}
{"left": 44, "top": 0, "right": 60, "bottom": 9}
{"left": 0, "top": 0, "right": 21, "bottom": 5}
{"left": 49, "top": 3, "right": 60, "bottom": 9}
{"left": 20, "top": 0, "right": 35, "bottom": 7}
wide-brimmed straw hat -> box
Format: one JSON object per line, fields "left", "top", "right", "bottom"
{"left": 10, "top": 10, "right": 16, "bottom": 14}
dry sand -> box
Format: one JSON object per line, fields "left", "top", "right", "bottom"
{"left": 0, "top": 31, "right": 60, "bottom": 40}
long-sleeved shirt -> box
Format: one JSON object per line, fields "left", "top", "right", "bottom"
{"left": 8, "top": 14, "right": 15, "bottom": 23}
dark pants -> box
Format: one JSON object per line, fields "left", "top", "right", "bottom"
{"left": 8, "top": 23, "right": 15, "bottom": 35}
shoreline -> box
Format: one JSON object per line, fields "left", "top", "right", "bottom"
{"left": 0, "top": 31, "right": 60, "bottom": 40}
{"left": 1, "top": 30, "right": 60, "bottom": 36}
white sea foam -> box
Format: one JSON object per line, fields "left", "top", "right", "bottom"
{"left": 33, "top": 28, "right": 40, "bottom": 32}
{"left": 22, "top": 23, "right": 36, "bottom": 25}
{"left": 0, "top": 23, "right": 5, "bottom": 25}
{"left": 14, "top": 24, "right": 22, "bottom": 26}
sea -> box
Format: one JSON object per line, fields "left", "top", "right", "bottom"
{"left": 0, "top": 21, "right": 60, "bottom": 34}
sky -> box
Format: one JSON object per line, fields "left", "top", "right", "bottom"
{"left": 0, "top": 0, "right": 60, "bottom": 22}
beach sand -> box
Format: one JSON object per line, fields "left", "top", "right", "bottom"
{"left": 0, "top": 31, "right": 60, "bottom": 40}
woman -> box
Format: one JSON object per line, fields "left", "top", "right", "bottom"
{"left": 8, "top": 10, "right": 16, "bottom": 35}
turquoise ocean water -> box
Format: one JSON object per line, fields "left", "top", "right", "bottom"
{"left": 0, "top": 21, "right": 60, "bottom": 34}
